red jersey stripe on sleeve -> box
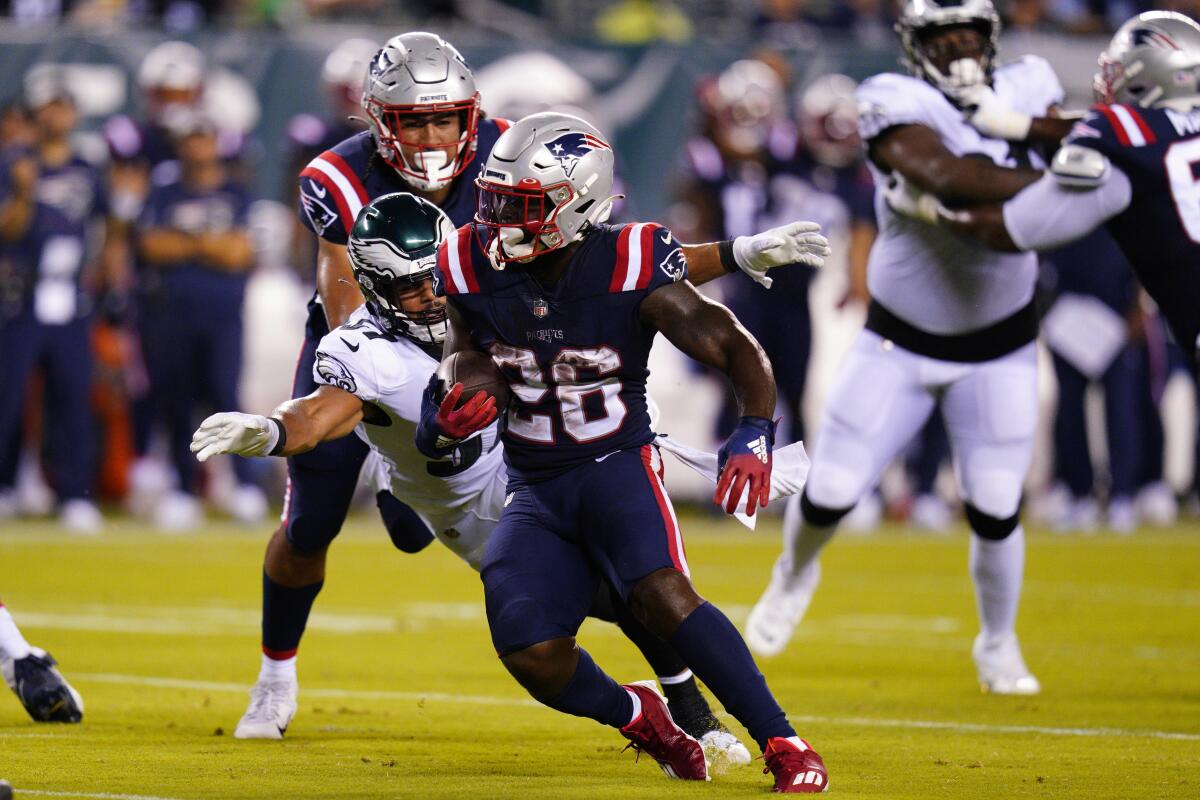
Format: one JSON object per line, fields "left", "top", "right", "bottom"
{"left": 610, "top": 224, "right": 634, "bottom": 292}
{"left": 1119, "top": 104, "right": 1157, "bottom": 144}
{"left": 321, "top": 152, "right": 369, "bottom": 205}
{"left": 635, "top": 223, "right": 658, "bottom": 290}
{"left": 436, "top": 239, "right": 458, "bottom": 295}
{"left": 1095, "top": 105, "right": 1131, "bottom": 146}
{"left": 458, "top": 227, "right": 480, "bottom": 293}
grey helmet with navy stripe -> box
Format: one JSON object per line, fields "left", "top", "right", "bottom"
{"left": 348, "top": 192, "right": 455, "bottom": 344}
{"left": 361, "top": 32, "right": 480, "bottom": 192}
{"left": 896, "top": 0, "right": 1001, "bottom": 101}
{"left": 1096, "top": 11, "right": 1200, "bottom": 111}
{"left": 474, "top": 111, "right": 620, "bottom": 270}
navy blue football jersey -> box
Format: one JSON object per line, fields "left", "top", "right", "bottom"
{"left": 436, "top": 221, "right": 689, "bottom": 483}
{"left": 1068, "top": 103, "right": 1200, "bottom": 354}
{"left": 0, "top": 150, "right": 108, "bottom": 321}
{"left": 298, "top": 117, "right": 510, "bottom": 243}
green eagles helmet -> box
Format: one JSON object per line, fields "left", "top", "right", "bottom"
{"left": 347, "top": 192, "right": 455, "bottom": 344}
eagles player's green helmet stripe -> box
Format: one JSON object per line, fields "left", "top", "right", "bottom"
{"left": 348, "top": 192, "right": 456, "bottom": 345}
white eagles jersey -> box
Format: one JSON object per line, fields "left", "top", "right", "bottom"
{"left": 312, "top": 306, "right": 505, "bottom": 526}
{"left": 856, "top": 57, "right": 1064, "bottom": 335}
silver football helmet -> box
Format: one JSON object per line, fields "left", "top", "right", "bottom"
{"left": 348, "top": 192, "right": 456, "bottom": 344}
{"left": 362, "top": 32, "right": 480, "bottom": 192}
{"left": 1095, "top": 11, "right": 1200, "bottom": 111}
{"left": 474, "top": 112, "right": 619, "bottom": 269}
{"left": 896, "top": 0, "right": 1001, "bottom": 102}
{"left": 322, "top": 38, "right": 379, "bottom": 114}
{"left": 798, "top": 73, "right": 860, "bottom": 168}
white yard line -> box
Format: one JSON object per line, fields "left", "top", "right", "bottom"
{"left": 17, "top": 791, "right": 185, "bottom": 800}
{"left": 70, "top": 671, "right": 1200, "bottom": 742}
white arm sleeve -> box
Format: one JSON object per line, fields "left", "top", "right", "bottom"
{"left": 1002, "top": 166, "right": 1133, "bottom": 252}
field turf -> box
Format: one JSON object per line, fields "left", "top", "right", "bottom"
{"left": 1, "top": 513, "right": 1197, "bottom": 799}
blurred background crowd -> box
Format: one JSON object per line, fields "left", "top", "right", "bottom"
{"left": 0, "top": 0, "right": 1196, "bottom": 536}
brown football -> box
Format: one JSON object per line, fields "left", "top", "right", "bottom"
{"left": 436, "top": 350, "right": 511, "bottom": 412}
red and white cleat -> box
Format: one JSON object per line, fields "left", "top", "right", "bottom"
{"left": 764, "top": 736, "right": 829, "bottom": 793}
{"left": 619, "top": 680, "right": 709, "bottom": 781}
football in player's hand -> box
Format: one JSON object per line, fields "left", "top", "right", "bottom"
{"left": 437, "top": 351, "right": 511, "bottom": 412}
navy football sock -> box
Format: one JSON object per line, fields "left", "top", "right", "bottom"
{"left": 546, "top": 647, "right": 634, "bottom": 729}
{"left": 669, "top": 602, "right": 795, "bottom": 749}
{"left": 261, "top": 572, "right": 323, "bottom": 659}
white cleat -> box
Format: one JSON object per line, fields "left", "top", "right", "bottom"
{"left": 59, "top": 499, "right": 104, "bottom": 535}
{"left": 745, "top": 557, "right": 820, "bottom": 658}
{"left": 221, "top": 484, "right": 268, "bottom": 525}
{"left": 153, "top": 490, "right": 203, "bottom": 533}
{"left": 699, "top": 729, "right": 752, "bottom": 772}
{"left": 973, "top": 633, "right": 1041, "bottom": 695}
{"left": 234, "top": 678, "right": 297, "bottom": 739}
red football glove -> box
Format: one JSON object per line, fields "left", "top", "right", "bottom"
{"left": 436, "top": 382, "right": 497, "bottom": 441}
{"left": 714, "top": 416, "right": 775, "bottom": 516}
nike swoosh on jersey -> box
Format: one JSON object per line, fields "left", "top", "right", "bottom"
{"left": 310, "top": 182, "right": 327, "bottom": 198}
{"left": 659, "top": 230, "right": 672, "bottom": 245}
{"left": 342, "top": 338, "right": 360, "bottom": 352}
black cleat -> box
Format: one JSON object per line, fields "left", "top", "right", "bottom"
{"left": 4, "top": 649, "right": 84, "bottom": 723}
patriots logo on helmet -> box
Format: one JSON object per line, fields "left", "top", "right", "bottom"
{"left": 1131, "top": 27, "right": 1180, "bottom": 50}
{"left": 546, "top": 132, "right": 610, "bottom": 177}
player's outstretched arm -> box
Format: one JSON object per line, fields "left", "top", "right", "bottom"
{"left": 316, "top": 237, "right": 366, "bottom": 330}
{"left": 897, "top": 145, "right": 1135, "bottom": 253}
{"left": 190, "top": 386, "right": 365, "bottom": 462}
{"left": 681, "top": 221, "right": 831, "bottom": 288}
{"left": 958, "top": 86, "right": 1076, "bottom": 145}
{"left": 872, "top": 124, "right": 1041, "bottom": 205}
{"left": 641, "top": 281, "right": 777, "bottom": 516}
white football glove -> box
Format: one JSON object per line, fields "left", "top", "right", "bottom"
{"left": 190, "top": 412, "right": 280, "bottom": 462}
{"left": 959, "top": 83, "right": 1032, "bottom": 142}
{"left": 732, "top": 221, "right": 831, "bottom": 289}
{"left": 883, "top": 174, "right": 941, "bottom": 225}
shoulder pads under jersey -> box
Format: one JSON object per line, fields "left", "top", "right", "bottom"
{"left": 1050, "top": 144, "right": 1111, "bottom": 189}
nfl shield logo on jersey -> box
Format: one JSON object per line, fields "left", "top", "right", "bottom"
{"left": 546, "top": 132, "right": 610, "bottom": 177}
{"left": 532, "top": 298, "right": 550, "bottom": 317}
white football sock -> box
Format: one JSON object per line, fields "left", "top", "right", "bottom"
{"left": 259, "top": 652, "right": 297, "bottom": 683}
{"left": 0, "top": 604, "right": 32, "bottom": 660}
{"left": 781, "top": 494, "right": 837, "bottom": 576}
{"left": 625, "top": 688, "right": 643, "bottom": 726}
{"left": 969, "top": 525, "right": 1025, "bottom": 642}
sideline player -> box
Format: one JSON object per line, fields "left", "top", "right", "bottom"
{"left": 256, "top": 31, "right": 834, "bottom": 741}
{"left": 417, "top": 112, "right": 829, "bottom": 791}
{"left": 0, "top": 600, "right": 82, "bottom": 723}
{"left": 895, "top": 11, "right": 1200, "bottom": 369}
{"left": 745, "top": 0, "right": 1070, "bottom": 695}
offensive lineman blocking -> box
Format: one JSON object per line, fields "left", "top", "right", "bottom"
{"left": 745, "top": 0, "right": 1071, "bottom": 695}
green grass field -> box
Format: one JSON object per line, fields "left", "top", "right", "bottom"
{"left": 1, "top": 512, "right": 1197, "bottom": 799}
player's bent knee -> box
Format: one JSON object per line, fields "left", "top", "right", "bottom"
{"left": 964, "top": 502, "right": 1020, "bottom": 541}
{"left": 804, "top": 461, "right": 873, "bottom": 512}
{"left": 800, "top": 490, "right": 854, "bottom": 528}
{"left": 629, "top": 568, "right": 701, "bottom": 640}
{"left": 500, "top": 637, "right": 578, "bottom": 701}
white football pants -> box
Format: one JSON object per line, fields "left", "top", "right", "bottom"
{"left": 803, "top": 330, "right": 1038, "bottom": 519}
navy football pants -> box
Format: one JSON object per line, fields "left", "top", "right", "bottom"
{"left": 482, "top": 444, "right": 688, "bottom": 656}
{"left": 0, "top": 312, "right": 94, "bottom": 500}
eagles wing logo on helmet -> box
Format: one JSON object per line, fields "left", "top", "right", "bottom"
{"left": 1131, "top": 27, "right": 1181, "bottom": 50}
{"left": 546, "top": 132, "right": 611, "bottom": 177}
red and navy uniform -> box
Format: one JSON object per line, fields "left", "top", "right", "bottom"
{"left": 436, "top": 221, "right": 692, "bottom": 654}
{"left": 1068, "top": 103, "right": 1200, "bottom": 357}
{"left": 0, "top": 151, "right": 108, "bottom": 501}
{"left": 137, "top": 177, "right": 256, "bottom": 496}
{"left": 281, "top": 117, "right": 508, "bottom": 554}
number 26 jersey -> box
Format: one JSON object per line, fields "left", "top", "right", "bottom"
{"left": 436, "top": 222, "right": 688, "bottom": 484}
